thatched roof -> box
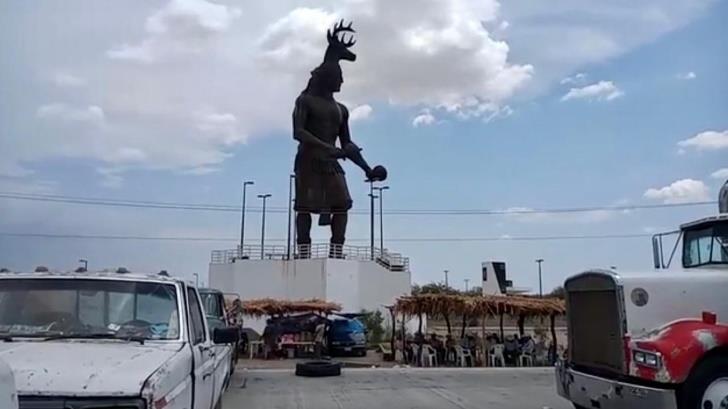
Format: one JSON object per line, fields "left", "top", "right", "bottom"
{"left": 395, "top": 294, "right": 565, "bottom": 317}
{"left": 241, "top": 298, "right": 342, "bottom": 317}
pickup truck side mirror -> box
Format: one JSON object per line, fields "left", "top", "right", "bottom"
{"left": 213, "top": 327, "right": 239, "bottom": 344}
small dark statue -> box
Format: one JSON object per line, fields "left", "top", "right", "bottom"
{"left": 292, "top": 20, "right": 386, "bottom": 257}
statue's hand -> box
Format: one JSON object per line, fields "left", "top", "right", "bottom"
{"left": 327, "top": 145, "right": 347, "bottom": 159}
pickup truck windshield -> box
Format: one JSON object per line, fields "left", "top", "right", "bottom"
{"left": 0, "top": 278, "right": 179, "bottom": 340}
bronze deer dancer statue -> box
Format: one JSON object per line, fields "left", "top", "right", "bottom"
{"left": 292, "top": 20, "right": 387, "bottom": 258}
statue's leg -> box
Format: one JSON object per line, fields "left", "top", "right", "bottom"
{"left": 296, "top": 212, "right": 312, "bottom": 259}
{"left": 330, "top": 212, "right": 347, "bottom": 258}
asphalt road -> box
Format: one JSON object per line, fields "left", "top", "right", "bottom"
{"left": 223, "top": 367, "right": 571, "bottom": 409}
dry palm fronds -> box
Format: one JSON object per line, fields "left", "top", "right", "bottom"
{"left": 395, "top": 293, "right": 564, "bottom": 318}
{"left": 241, "top": 298, "right": 342, "bottom": 317}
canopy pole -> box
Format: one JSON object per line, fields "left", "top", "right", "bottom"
{"left": 550, "top": 313, "right": 557, "bottom": 364}
{"left": 481, "top": 314, "right": 487, "bottom": 367}
{"left": 517, "top": 314, "right": 525, "bottom": 337}
{"left": 498, "top": 306, "right": 505, "bottom": 341}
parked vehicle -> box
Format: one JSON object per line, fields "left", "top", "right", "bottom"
{"left": 0, "top": 358, "right": 18, "bottom": 409}
{"left": 556, "top": 181, "right": 728, "bottom": 409}
{"left": 199, "top": 288, "right": 240, "bottom": 372}
{"left": 328, "top": 315, "right": 367, "bottom": 357}
{"left": 0, "top": 270, "right": 238, "bottom": 409}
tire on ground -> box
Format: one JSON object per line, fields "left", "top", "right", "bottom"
{"left": 679, "top": 354, "right": 728, "bottom": 409}
{"left": 295, "top": 360, "right": 342, "bottom": 377}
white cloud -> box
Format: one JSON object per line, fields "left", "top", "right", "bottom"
{"left": 676, "top": 71, "right": 696, "bottom": 80}
{"left": 0, "top": 0, "right": 718, "bottom": 182}
{"left": 349, "top": 104, "right": 373, "bottom": 122}
{"left": 258, "top": 2, "right": 533, "bottom": 120}
{"left": 560, "top": 72, "right": 587, "bottom": 85}
{"left": 678, "top": 130, "right": 728, "bottom": 152}
{"left": 0, "top": 162, "right": 34, "bottom": 178}
{"left": 711, "top": 168, "right": 728, "bottom": 180}
{"left": 183, "top": 166, "right": 221, "bottom": 175}
{"left": 97, "top": 168, "right": 124, "bottom": 189}
{"left": 107, "top": 0, "right": 241, "bottom": 63}
{"left": 36, "top": 103, "right": 105, "bottom": 124}
{"left": 644, "top": 179, "right": 710, "bottom": 204}
{"left": 502, "top": 206, "right": 614, "bottom": 224}
{"left": 412, "top": 110, "right": 436, "bottom": 127}
{"left": 561, "top": 81, "right": 623, "bottom": 102}
{"left": 52, "top": 72, "right": 86, "bottom": 87}
{"left": 195, "top": 111, "right": 245, "bottom": 146}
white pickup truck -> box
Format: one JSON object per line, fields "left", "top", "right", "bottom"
{"left": 0, "top": 270, "right": 238, "bottom": 409}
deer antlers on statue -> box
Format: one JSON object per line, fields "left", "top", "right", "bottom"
{"left": 324, "top": 20, "right": 357, "bottom": 62}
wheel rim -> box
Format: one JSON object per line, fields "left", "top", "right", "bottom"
{"left": 702, "top": 377, "right": 728, "bottom": 409}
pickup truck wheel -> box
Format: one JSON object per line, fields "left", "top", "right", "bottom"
{"left": 295, "top": 360, "right": 342, "bottom": 377}
{"left": 680, "top": 355, "right": 728, "bottom": 409}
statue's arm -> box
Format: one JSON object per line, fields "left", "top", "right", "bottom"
{"left": 338, "top": 104, "right": 372, "bottom": 175}
{"left": 293, "top": 96, "right": 338, "bottom": 152}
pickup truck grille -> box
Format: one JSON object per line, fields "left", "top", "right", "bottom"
{"left": 565, "top": 272, "right": 626, "bottom": 374}
{"left": 18, "top": 396, "right": 145, "bottom": 409}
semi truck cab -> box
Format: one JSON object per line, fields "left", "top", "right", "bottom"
{"left": 556, "top": 180, "right": 728, "bottom": 409}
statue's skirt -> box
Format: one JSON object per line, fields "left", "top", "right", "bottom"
{"left": 294, "top": 154, "right": 352, "bottom": 214}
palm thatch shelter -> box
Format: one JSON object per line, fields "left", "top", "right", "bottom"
{"left": 241, "top": 298, "right": 342, "bottom": 318}
{"left": 394, "top": 294, "right": 565, "bottom": 365}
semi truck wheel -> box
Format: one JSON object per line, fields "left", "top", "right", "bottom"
{"left": 680, "top": 355, "right": 728, "bottom": 409}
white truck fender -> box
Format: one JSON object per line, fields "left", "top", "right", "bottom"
{"left": 141, "top": 347, "right": 194, "bottom": 409}
{"left": 0, "top": 358, "right": 18, "bottom": 409}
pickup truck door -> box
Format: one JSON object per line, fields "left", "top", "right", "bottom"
{"left": 187, "top": 287, "right": 215, "bottom": 409}
{"left": 211, "top": 296, "right": 231, "bottom": 406}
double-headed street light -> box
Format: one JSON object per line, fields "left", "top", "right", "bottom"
{"left": 372, "top": 186, "right": 390, "bottom": 254}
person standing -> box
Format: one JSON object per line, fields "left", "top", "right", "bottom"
{"left": 314, "top": 320, "right": 327, "bottom": 359}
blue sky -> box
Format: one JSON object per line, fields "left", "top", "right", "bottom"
{"left": 1, "top": 0, "right": 726, "bottom": 292}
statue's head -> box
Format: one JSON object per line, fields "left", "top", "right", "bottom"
{"left": 304, "top": 20, "right": 355, "bottom": 95}
{"left": 309, "top": 62, "right": 343, "bottom": 93}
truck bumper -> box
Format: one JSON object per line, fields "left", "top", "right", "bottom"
{"left": 555, "top": 360, "right": 678, "bottom": 409}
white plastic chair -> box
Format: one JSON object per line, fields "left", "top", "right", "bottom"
{"left": 518, "top": 353, "right": 533, "bottom": 367}
{"left": 454, "top": 345, "right": 473, "bottom": 367}
{"left": 518, "top": 339, "right": 535, "bottom": 367}
{"left": 421, "top": 345, "right": 438, "bottom": 367}
{"left": 489, "top": 344, "right": 505, "bottom": 367}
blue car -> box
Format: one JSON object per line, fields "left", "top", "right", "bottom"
{"left": 328, "top": 316, "right": 367, "bottom": 357}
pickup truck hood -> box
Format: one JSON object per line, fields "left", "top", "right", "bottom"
{"left": 0, "top": 341, "right": 183, "bottom": 396}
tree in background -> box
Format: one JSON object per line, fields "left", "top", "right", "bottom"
{"left": 411, "top": 282, "right": 459, "bottom": 296}
{"left": 359, "top": 309, "right": 385, "bottom": 345}
{"left": 549, "top": 286, "right": 565, "bottom": 299}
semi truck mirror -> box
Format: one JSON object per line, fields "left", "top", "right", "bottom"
{"left": 652, "top": 236, "right": 661, "bottom": 269}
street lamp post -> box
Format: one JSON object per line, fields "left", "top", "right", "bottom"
{"left": 258, "top": 194, "right": 272, "bottom": 259}
{"left": 287, "top": 175, "right": 295, "bottom": 260}
{"left": 240, "top": 180, "right": 255, "bottom": 254}
{"left": 535, "top": 259, "right": 544, "bottom": 298}
{"left": 373, "top": 186, "right": 390, "bottom": 255}
{"left": 369, "top": 181, "right": 375, "bottom": 259}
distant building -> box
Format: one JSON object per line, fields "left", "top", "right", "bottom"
{"left": 481, "top": 261, "right": 530, "bottom": 296}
